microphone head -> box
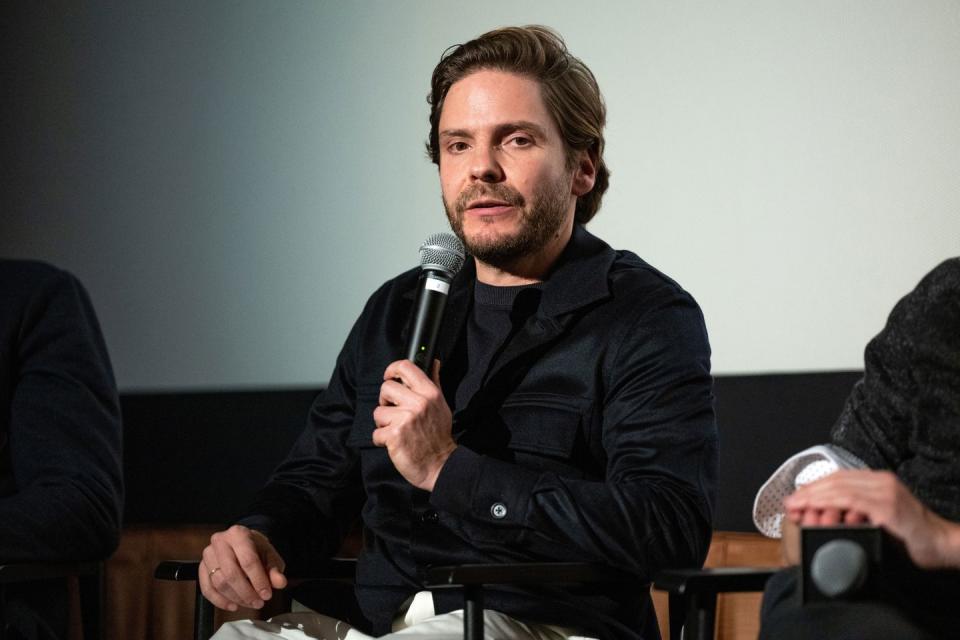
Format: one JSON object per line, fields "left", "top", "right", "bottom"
{"left": 419, "top": 232, "right": 465, "bottom": 277}
{"left": 810, "top": 539, "right": 869, "bottom": 598}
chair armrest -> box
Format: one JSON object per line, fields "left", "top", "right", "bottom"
{"left": 154, "top": 558, "right": 358, "bottom": 582}
{"left": 653, "top": 567, "right": 777, "bottom": 640}
{"left": 424, "top": 562, "right": 638, "bottom": 640}
{"left": 154, "top": 560, "right": 201, "bottom": 581}
{"left": 154, "top": 557, "right": 358, "bottom": 640}
{"left": 425, "top": 561, "right": 635, "bottom": 588}
{"left": 653, "top": 566, "right": 777, "bottom": 595}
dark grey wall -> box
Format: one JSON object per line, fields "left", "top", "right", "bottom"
{"left": 120, "top": 372, "right": 862, "bottom": 531}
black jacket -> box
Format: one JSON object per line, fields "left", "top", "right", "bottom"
{"left": 244, "top": 226, "right": 717, "bottom": 639}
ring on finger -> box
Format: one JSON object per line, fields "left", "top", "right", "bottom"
{"left": 209, "top": 566, "right": 221, "bottom": 579}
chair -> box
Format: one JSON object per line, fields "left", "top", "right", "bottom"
{"left": 0, "top": 561, "right": 103, "bottom": 640}
{"left": 155, "top": 558, "right": 777, "bottom": 640}
{"left": 160, "top": 526, "right": 949, "bottom": 640}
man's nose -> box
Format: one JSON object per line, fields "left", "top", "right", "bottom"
{"left": 469, "top": 147, "right": 504, "bottom": 183}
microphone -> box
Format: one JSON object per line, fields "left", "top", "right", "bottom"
{"left": 404, "top": 232, "right": 466, "bottom": 372}
{"left": 810, "top": 539, "right": 869, "bottom": 598}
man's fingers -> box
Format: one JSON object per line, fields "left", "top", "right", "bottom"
{"left": 258, "top": 539, "right": 287, "bottom": 594}
{"left": 198, "top": 527, "right": 288, "bottom": 612}
{"left": 844, "top": 510, "right": 868, "bottom": 525}
{"left": 210, "top": 572, "right": 249, "bottom": 610}
{"left": 819, "top": 508, "right": 843, "bottom": 526}
{"left": 210, "top": 553, "right": 262, "bottom": 609}
{"left": 234, "top": 538, "right": 275, "bottom": 601}
{"left": 378, "top": 380, "right": 414, "bottom": 409}
{"left": 268, "top": 566, "right": 288, "bottom": 590}
{"left": 801, "top": 508, "right": 821, "bottom": 527}
{"left": 383, "top": 359, "right": 433, "bottom": 392}
{"left": 199, "top": 557, "right": 239, "bottom": 611}
{"left": 372, "top": 420, "right": 393, "bottom": 448}
{"left": 210, "top": 531, "right": 265, "bottom": 608}
{"left": 200, "top": 547, "right": 239, "bottom": 610}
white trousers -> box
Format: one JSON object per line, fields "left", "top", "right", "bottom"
{"left": 211, "top": 591, "right": 598, "bottom": 640}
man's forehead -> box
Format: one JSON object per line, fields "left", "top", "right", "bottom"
{"left": 438, "top": 69, "right": 554, "bottom": 133}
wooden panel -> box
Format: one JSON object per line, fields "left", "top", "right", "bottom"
{"left": 710, "top": 532, "right": 782, "bottom": 640}
{"left": 651, "top": 531, "right": 782, "bottom": 640}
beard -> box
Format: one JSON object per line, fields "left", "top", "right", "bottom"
{"left": 444, "top": 175, "right": 572, "bottom": 269}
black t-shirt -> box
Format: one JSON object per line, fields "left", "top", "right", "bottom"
{"left": 454, "top": 281, "right": 543, "bottom": 411}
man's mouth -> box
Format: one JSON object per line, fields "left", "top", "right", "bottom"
{"left": 466, "top": 199, "right": 514, "bottom": 213}
{"left": 467, "top": 198, "right": 513, "bottom": 209}
{"left": 453, "top": 186, "right": 524, "bottom": 217}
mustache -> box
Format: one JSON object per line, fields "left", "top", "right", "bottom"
{"left": 453, "top": 184, "right": 526, "bottom": 214}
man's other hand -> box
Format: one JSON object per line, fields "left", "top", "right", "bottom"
{"left": 784, "top": 469, "right": 960, "bottom": 569}
{"left": 373, "top": 359, "right": 456, "bottom": 491}
{"left": 199, "top": 525, "right": 287, "bottom": 611}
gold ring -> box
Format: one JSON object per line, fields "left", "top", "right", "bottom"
{"left": 209, "top": 567, "right": 221, "bottom": 579}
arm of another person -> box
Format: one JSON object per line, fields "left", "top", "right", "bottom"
{"left": 784, "top": 259, "right": 960, "bottom": 568}
{"left": 781, "top": 469, "right": 960, "bottom": 570}
{"left": 0, "top": 268, "right": 123, "bottom": 561}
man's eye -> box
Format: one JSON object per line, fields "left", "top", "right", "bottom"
{"left": 447, "top": 141, "right": 469, "bottom": 153}
{"left": 508, "top": 136, "right": 532, "bottom": 147}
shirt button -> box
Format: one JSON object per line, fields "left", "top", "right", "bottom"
{"left": 420, "top": 510, "right": 439, "bottom": 524}
{"left": 490, "top": 503, "right": 507, "bottom": 519}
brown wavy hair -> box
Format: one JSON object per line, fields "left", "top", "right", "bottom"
{"left": 426, "top": 25, "right": 610, "bottom": 224}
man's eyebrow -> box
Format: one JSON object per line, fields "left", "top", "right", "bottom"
{"left": 496, "top": 121, "right": 549, "bottom": 139}
{"left": 438, "top": 121, "right": 550, "bottom": 139}
{"left": 438, "top": 128, "right": 472, "bottom": 139}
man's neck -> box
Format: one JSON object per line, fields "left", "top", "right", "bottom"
{"left": 474, "top": 221, "right": 574, "bottom": 286}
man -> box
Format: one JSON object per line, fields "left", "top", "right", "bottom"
{"left": 755, "top": 257, "right": 960, "bottom": 639}
{"left": 205, "top": 26, "right": 716, "bottom": 640}
{"left": 1, "top": 260, "right": 124, "bottom": 639}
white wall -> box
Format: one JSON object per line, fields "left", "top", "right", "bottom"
{"left": 3, "top": 1, "right": 958, "bottom": 390}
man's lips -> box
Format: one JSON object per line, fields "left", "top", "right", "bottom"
{"left": 466, "top": 200, "right": 515, "bottom": 215}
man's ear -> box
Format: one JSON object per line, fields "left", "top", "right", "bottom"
{"left": 571, "top": 148, "right": 597, "bottom": 197}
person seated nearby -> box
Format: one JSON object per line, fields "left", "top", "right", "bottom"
{"left": 1, "top": 260, "right": 124, "bottom": 640}
{"left": 752, "top": 257, "right": 960, "bottom": 640}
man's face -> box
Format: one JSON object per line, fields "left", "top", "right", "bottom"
{"left": 438, "top": 70, "right": 587, "bottom": 268}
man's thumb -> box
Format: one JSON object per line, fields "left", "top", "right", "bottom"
{"left": 264, "top": 548, "right": 287, "bottom": 589}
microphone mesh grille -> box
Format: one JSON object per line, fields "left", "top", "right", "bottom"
{"left": 419, "top": 232, "right": 466, "bottom": 276}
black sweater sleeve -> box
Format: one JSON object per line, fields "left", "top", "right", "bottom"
{"left": 0, "top": 262, "right": 124, "bottom": 562}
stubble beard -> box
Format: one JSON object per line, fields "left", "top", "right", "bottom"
{"left": 444, "top": 176, "right": 572, "bottom": 270}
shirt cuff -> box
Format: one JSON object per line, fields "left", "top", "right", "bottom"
{"left": 431, "top": 446, "right": 539, "bottom": 527}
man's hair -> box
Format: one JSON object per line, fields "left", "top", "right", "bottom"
{"left": 426, "top": 25, "right": 610, "bottom": 225}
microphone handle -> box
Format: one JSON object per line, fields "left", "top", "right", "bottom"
{"left": 404, "top": 270, "right": 451, "bottom": 372}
